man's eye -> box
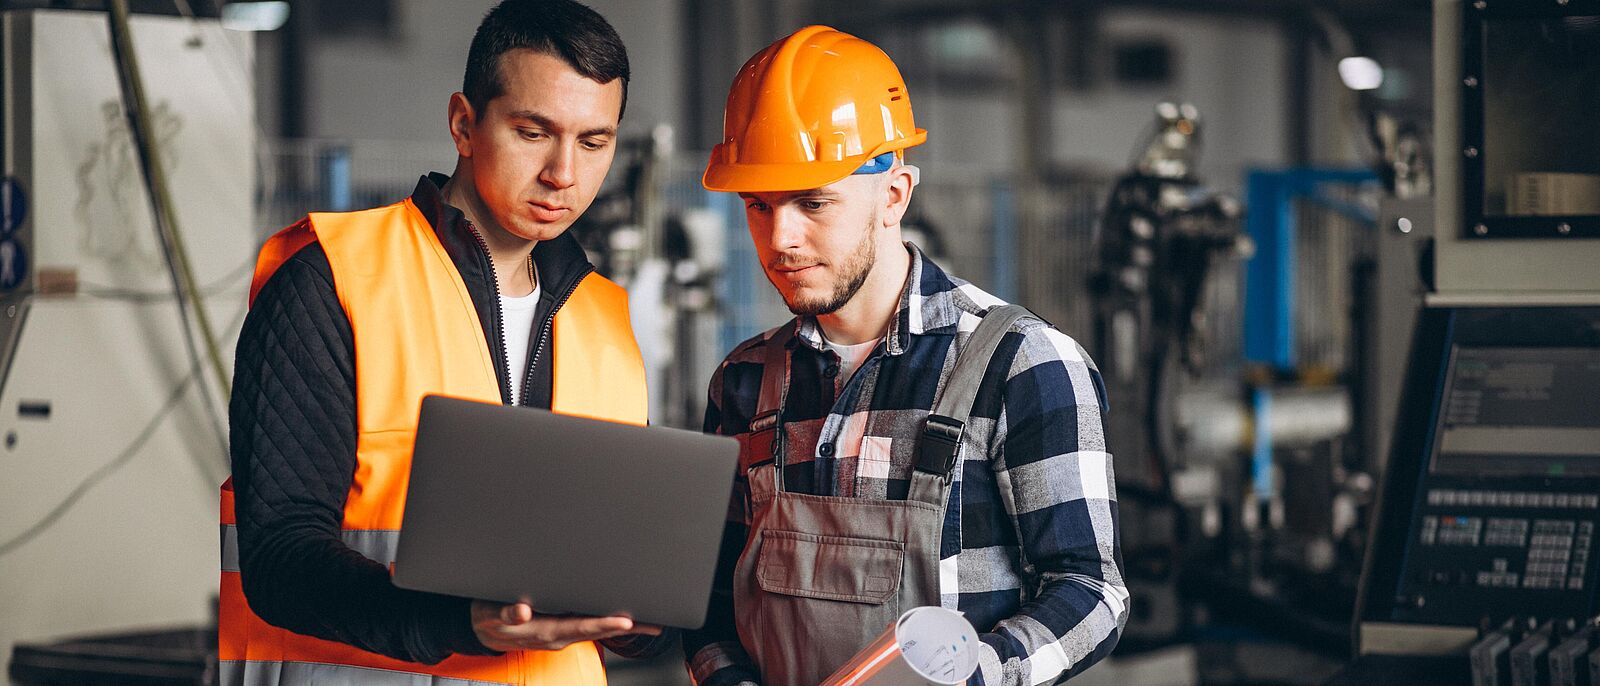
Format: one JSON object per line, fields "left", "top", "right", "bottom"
{"left": 581, "top": 139, "right": 609, "bottom": 151}
{"left": 801, "top": 200, "right": 828, "bottom": 211}
{"left": 519, "top": 130, "right": 547, "bottom": 141}
{"left": 746, "top": 201, "right": 770, "bottom": 212}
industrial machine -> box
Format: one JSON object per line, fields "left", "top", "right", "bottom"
{"left": 1088, "top": 101, "right": 1252, "bottom": 648}
{"left": 1370, "top": 312, "right": 1600, "bottom": 627}
{"left": 1078, "top": 4, "right": 1600, "bottom": 683}
{"left": 1347, "top": 304, "right": 1600, "bottom": 683}
{"left": 569, "top": 126, "right": 730, "bottom": 430}
{"left": 1091, "top": 101, "right": 1246, "bottom": 504}
{"left": 1335, "top": 1, "right": 1600, "bottom": 683}
{"left": 1, "top": 5, "right": 255, "bottom": 682}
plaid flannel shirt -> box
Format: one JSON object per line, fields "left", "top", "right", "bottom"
{"left": 685, "top": 244, "right": 1127, "bottom": 686}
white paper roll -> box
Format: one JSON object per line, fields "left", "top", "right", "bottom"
{"left": 821, "top": 606, "right": 980, "bottom": 686}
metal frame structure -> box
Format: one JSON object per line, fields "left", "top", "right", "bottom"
{"left": 1433, "top": 0, "right": 1600, "bottom": 296}
{"left": 1243, "top": 167, "right": 1378, "bottom": 370}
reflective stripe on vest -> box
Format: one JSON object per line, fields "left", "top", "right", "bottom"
{"left": 218, "top": 660, "right": 511, "bottom": 686}
{"left": 220, "top": 199, "right": 646, "bottom": 686}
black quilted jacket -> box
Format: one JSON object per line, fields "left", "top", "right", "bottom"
{"left": 228, "top": 174, "right": 606, "bottom": 662}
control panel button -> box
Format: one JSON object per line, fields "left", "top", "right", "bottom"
{"left": 1420, "top": 516, "right": 1439, "bottom": 546}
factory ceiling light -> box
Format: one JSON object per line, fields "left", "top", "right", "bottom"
{"left": 1337, "top": 55, "right": 1384, "bottom": 91}
{"left": 221, "top": 1, "right": 289, "bottom": 31}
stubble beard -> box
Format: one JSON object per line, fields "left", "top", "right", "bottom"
{"left": 779, "top": 214, "right": 879, "bottom": 318}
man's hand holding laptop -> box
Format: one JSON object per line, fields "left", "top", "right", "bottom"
{"left": 471, "top": 599, "right": 663, "bottom": 652}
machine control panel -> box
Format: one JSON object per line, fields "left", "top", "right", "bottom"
{"left": 1362, "top": 307, "right": 1600, "bottom": 629}
{"left": 1415, "top": 505, "right": 1593, "bottom": 592}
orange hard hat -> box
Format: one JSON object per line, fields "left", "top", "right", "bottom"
{"left": 703, "top": 25, "right": 927, "bottom": 193}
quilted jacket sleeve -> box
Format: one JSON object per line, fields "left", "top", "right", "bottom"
{"left": 229, "top": 243, "right": 493, "bottom": 663}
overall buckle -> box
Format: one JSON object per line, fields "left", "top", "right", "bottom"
{"left": 916, "top": 414, "right": 965, "bottom": 476}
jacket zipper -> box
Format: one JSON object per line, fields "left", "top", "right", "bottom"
{"left": 522, "top": 264, "right": 594, "bottom": 405}
{"left": 464, "top": 221, "right": 515, "bottom": 406}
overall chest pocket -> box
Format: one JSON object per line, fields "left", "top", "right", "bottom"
{"left": 756, "top": 530, "right": 904, "bottom": 604}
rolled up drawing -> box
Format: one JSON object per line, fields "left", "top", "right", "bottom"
{"left": 820, "top": 606, "right": 981, "bottom": 686}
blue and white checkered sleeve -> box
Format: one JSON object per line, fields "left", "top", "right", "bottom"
{"left": 974, "top": 325, "right": 1128, "bottom": 686}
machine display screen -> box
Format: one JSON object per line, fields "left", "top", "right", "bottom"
{"left": 1430, "top": 347, "right": 1600, "bottom": 478}
{"left": 1365, "top": 309, "right": 1600, "bottom": 630}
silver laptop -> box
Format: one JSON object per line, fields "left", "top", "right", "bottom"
{"left": 393, "top": 394, "right": 739, "bottom": 630}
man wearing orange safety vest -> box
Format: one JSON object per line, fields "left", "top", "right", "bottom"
{"left": 221, "top": 1, "right": 669, "bottom": 684}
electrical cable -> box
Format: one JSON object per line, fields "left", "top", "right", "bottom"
{"left": 0, "top": 369, "right": 197, "bottom": 559}
{"left": 76, "top": 255, "right": 255, "bottom": 303}
{"left": 106, "top": 0, "right": 233, "bottom": 474}
{"left": 0, "top": 3, "right": 266, "bottom": 558}
{"left": 108, "top": 0, "right": 233, "bottom": 400}
{"left": 0, "top": 303, "right": 247, "bottom": 560}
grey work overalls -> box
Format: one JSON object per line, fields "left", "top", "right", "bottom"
{"left": 732, "top": 306, "right": 1030, "bottom": 686}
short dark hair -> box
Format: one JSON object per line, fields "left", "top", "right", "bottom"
{"left": 463, "top": 0, "right": 630, "bottom": 120}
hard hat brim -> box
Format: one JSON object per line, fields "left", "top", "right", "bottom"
{"left": 702, "top": 158, "right": 866, "bottom": 194}
{"left": 701, "top": 130, "right": 928, "bottom": 193}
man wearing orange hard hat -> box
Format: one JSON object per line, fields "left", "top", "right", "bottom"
{"left": 686, "top": 25, "right": 1128, "bottom": 686}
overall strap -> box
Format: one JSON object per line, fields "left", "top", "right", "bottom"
{"left": 747, "top": 322, "right": 797, "bottom": 498}
{"left": 909, "top": 305, "right": 1034, "bottom": 505}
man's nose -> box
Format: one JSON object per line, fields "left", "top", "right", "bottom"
{"left": 767, "top": 207, "right": 806, "bottom": 253}
{"left": 539, "top": 142, "right": 577, "bottom": 190}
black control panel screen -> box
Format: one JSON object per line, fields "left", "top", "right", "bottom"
{"left": 1431, "top": 347, "right": 1600, "bottom": 478}
{"left": 1390, "top": 343, "right": 1600, "bottom": 624}
{"left": 1362, "top": 308, "right": 1600, "bottom": 629}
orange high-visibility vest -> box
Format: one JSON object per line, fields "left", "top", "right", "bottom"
{"left": 219, "top": 198, "right": 647, "bottom": 686}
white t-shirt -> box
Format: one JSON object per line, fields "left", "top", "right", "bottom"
{"left": 820, "top": 330, "right": 881, "bottom": 384}
{"left": 500, "top": 279, "right": 542, "bottom": 406}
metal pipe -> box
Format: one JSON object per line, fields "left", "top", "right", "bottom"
{"left": 1177, "top": 384, "right": 1352, "bottom": 461}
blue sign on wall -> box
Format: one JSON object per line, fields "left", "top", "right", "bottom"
{"left": 0, "top": 239, "right": 27, "bottom": 291}
{"left": 0, "top": 178, "right": 26, "bottom": 236}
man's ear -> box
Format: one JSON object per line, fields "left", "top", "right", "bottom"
{"left": 448, "top": 92, "right": 476, "bottom": 159}
{"left": 881, "top": 165, "right": 916, "bottom": 228}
